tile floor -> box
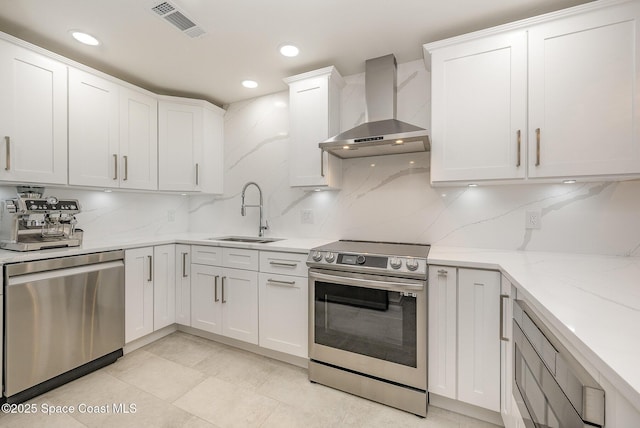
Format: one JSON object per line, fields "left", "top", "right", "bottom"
{"left": 0, "top": 332, "right": 501, "bottom": 428}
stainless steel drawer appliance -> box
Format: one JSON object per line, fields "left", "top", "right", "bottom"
{"left": 3, "top": 251, "right": 125, "bottom": 403}
{"left": 307, "top": 240, "right": 430, "bottom": 417}
{"left": 513, "top": 299, "right": 605, "bottom": 428}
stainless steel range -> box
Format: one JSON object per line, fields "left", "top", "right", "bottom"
{"left": 306, "top": 240, "right": 430, "bottom": 417}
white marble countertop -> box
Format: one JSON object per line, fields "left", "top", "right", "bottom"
{"left": 0, "top": 233, "right": 333, "bottom": 264}
{"left": 429, "top": 246, "right": 640, "bottom": 411}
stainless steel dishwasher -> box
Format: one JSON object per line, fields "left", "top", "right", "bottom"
{"left": 3, "top": 250, "right": 125, "bottom": 403}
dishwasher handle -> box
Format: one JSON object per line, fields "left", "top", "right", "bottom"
{"left": 7, "top": 260, "right": 124, "bottom": 286}
{"left": 5, "top": 250, "right": 125, "bottom": 277}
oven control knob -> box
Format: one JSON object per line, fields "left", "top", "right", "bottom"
{"left": 389, "top": 257, "right": 402, "bottom": 269}
{"left": 406, "top": 258, "right": 419, "bottom": 271}
{"left": 324, "top": 252, "right": 336, "bottom": 263}
{"left": 356, "top": 255, "right": 366, "bottom": 265}
{"left": 311, "top": 250, "right": 323, "bottom": 262}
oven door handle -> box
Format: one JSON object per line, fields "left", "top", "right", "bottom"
{"left": 310, "top": 270, "right": 424, "bottom": 292}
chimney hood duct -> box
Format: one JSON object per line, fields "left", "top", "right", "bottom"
{"left": 319, "top": 54, "right": 430, "bottom": 159}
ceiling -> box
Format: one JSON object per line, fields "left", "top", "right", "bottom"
{"left": 0, "top": 0, "right": 593, "bottom": 107}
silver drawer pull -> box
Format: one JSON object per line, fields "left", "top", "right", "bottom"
{"left": 269, "top": 261, "right": 298, "bottom": 268}
{"left": 267, "top": 278, "right": 296, "bottom": 287}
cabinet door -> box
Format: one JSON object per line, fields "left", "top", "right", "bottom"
{"left": 428, "top": 266, "right": 458, "bottom": 399}
{"left": 430, "top": 31, "right": 527, "bottom": 183}
{"left": 190, "top": 263, "right": 222, "bottom": 334}
{"left": 458, "top": 268, "right": 501, "bottom": 412}
{"left": 528, "top": 2, "right": 640, "bottom": 178}
{"left": 258, "top": 272, "right": 308, "bottom": 357}
{"left": 200, "top": 107, "right": 224, "bottom": 194}
{"left": 286, "top": 67, "right": 343, "bottom": 188}
{"left": 221, "top": 267, "right": 258, "bottom": 344}
{"left": 0, "top": 40, "right": 68, "bottom": 184}
{"left": 68, "top": 68, "right": 120, "bottom": 187}
{"left": 120, "top": 87, "right": 158, "bottom": 190}
{"left": 125, "top": 247, "right": 154, "bottom": 343}
{"left": 158, "top": 101, "right": 203, "bottom": 191}
{"left": 175, "top": 244, "right": 191, "bottom": 326}
{"left": 501, "top": 275, "right": 517, "bottom": 428}
{"left": 153, "top": 245, "right": 175, "bottom": 330}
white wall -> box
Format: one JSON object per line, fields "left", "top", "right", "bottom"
{"left": 190, "top": 59, "right": 640, "bottom": 257}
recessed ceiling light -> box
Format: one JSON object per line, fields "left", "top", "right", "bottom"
{"left": 279, "top": 44, "right": 299, "bottom": 57}
{"left": 70, "top": 30, "right": 100, "bottom": 46}
{"left": 242, "top": 80, "right": 258, "bottom": 89}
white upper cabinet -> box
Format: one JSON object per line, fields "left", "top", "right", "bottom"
{"left": 68, "top": 68, "right": 120, "bottom": 188}
{"left": 528, "top": 1, "right": 640, "bottom": 178}
{"left": 0, "top": 39, "right": 68, "bottom": 184}
{"left": 430, "top": 31, "right": 527, "bottom": 183}
{"left": 119, "top": 87, "right": 158, "bottom": 190}
{"left": 69, "top": 68, "right": 158, "bottom": 190}
{"left": 158, "top": 98, "right": 225, "bottom": 193}
{"left": 426, "top": 0, "right": 640, "bottom": 185}
{"left": 285, "top": 66, "right": 344, "bottom": 189}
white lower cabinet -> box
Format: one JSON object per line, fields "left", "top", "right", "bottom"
{"left": 500, "top": 275, "right": 517, "bottom": 428}
{"left": 428, "top": 266, "right": 501, "bottom": 412}
{"left": 190, "top": 246, "right": 259, "bottom": 345}
{"left": 258, "top": 251, "right": 308, "bottom": 358}
{"left": 175, "top": 244, "right": 191, "bottom": 326}
{"left": 125, "top": 245, "right": 176, "bottom": 343}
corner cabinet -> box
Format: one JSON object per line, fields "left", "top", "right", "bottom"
{"left": 158, "top": 97, "right": 224, "bottom": 193}
{"left": 69, "top": 68, "right": 158, "bottom": 190}
{"left": 428, "top": 265, "right": 501, "bottom": 412}
{"left": 425, "top": 0, "right": 640, "bottom": 185}
{"left": 0, "top": 39, "right": 68, "bottom": 184}
{"left": 284, "top": 66, "right": 344, "bottom": 189}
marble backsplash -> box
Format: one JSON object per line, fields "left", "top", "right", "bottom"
{"left": 1, "top": 59, "right": 636, "bottom": 257}
{"left": 189, "top": 59, "right": 640, "bottom": 257}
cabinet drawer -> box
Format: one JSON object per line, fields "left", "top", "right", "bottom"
{"left": 223, "top": 247, "right": 259, "bottom": 271}
{"left": 191, "top": 245, "right": 222, "bottom": 266}
{"left": 259, "top": 251, "right": 308, "bottom": 277}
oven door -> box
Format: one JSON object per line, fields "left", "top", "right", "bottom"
{"left": 309, "top": 268, "right": 426, "bottom": 390}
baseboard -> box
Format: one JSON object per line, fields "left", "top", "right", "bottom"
{"left": 177, "top": 324, "right": 308, "bottom": 368}
{"left": 429, "top": 393, "right": 504, "bottom": 426}
{"left": 123, "top": 324, "right": 178, "bottom": 354}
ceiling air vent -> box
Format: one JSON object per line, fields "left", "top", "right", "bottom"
{"left": 150, "top": 1, "right": 206, "bottom": 38}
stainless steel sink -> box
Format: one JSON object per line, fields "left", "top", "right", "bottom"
{"left": 207, "top": 236, "right": 283, "bottom": 244}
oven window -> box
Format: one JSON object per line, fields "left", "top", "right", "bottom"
{"left": 314, "top": 281, "right": 417, "bottom": 367}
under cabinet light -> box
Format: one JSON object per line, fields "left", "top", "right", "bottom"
{"left": 563, "top": 180, "right": 577, "bottom": 184}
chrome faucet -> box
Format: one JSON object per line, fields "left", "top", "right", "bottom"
{"left": 240, "top": 182, "right": 268, "bottom": 237}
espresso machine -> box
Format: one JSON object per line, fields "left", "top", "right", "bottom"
{"left": 0, "top": 186, "right": 83, "bottom": 251}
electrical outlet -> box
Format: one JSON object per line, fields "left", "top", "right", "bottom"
{"left": 301, "top": 209, "right": 314, "bottom": 225}
{"left": 167, "top": 210, "right": 176, "bottom": 222}
{"left": 525, "top": 210, "right": 541, "bottom": 230}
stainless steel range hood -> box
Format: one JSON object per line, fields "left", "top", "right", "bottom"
{"left": 319, "top": 54, "right": 430, "bottom": 159}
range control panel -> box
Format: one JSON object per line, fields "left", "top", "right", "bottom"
{"left": 308, "top": 250, "right": 427, "bottom": 276}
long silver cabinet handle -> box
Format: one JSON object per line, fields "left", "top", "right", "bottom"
{"left": 113, "top": 154, "right": 118, "bottom": 180}
{"left": 267, "top": 278, "right": 297, "bottom": 287}
{"left": 214, "top": 275, "right": 219, "bottom": 302}
{"left": 195, "top": 163, "right": 200, "bottom": 186}
{"left": 269, "top": 261, "right": 298, "bottom": 268}
{"left": 4, "top": 136, "right": 10, "bottom": 171}
{"left": 516, "top": 130, "right": 521, "bottom": 167}
{"left": 221, "top": 276, "right": 226, "bottom": 303}
{"left": 147, "top": 255, "right": 153, "bottom": 282}
{"left": 500, "top": 294, "right": 509, "bottom": 342}
{"left": 182, "top": 253, "right": 188, "bottom": 277}
{"left": 320, "top": 149, "right": 325, "bottom": 177}
{"left": 123, "top": 155, "right": 128, "bottom": 181}
{"left": 535, "top": 128, "right": 541, "bottom": 166}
